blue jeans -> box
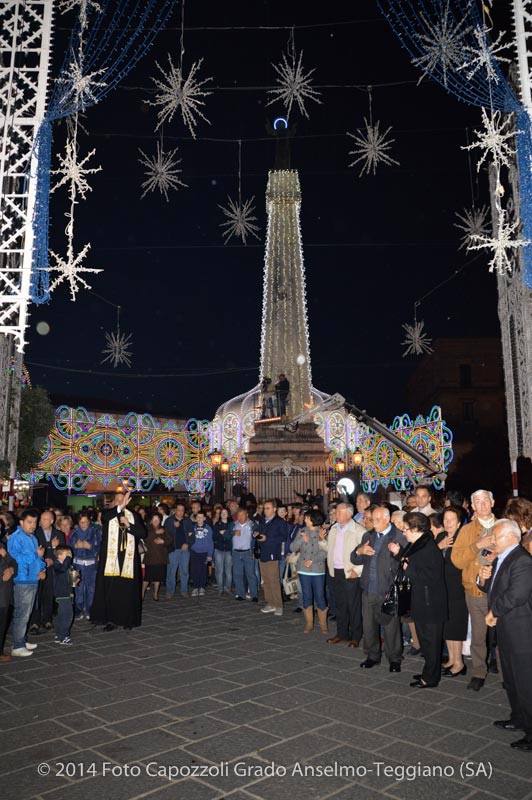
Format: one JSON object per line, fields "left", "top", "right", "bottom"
{"left": 215, "top": 550, "right": 233, "bottom": 593}
{"left": 299, "top": 573, "right": 327, "bottom": 610}
{"left": 13, "top": 584, "right": 38, "bottom": 649}
{"left": 166, "top": 548, "right": 190, "bottom": 595}
{"left": 233, "top": 550, "right": 258, "bottom": 598}
{"left": 74, "top": 563, "right": 97, "bottom": 616}
{"left": 55, "top": 596, "right": 73, "bottom": 640}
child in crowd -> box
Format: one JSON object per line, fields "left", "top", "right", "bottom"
{"left": 53, "top": 545, "right": 77, "bottom": 645}
{"left": 69, "top": 512, "right": 101, "bottom": 620}
{"left": 190, "top": 512, "right": 213, "bottom": 596}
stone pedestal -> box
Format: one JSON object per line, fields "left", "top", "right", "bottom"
{"left": 244, "top": 422, "right": 329, "bottom": 503}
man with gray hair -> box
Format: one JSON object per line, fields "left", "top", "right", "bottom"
{"left": 479, "top": 519, "right": 532, "bottom": 751}
{"left": 351, "top": 505, "right": 408, "bottom": 671}
{"left": 452, "top": 489, "right": 497, "bottom": 691}
{"left": 354, "top": 493, "right": 371, "bottom": 524}
{"left": 320, "top": 503, "right": 365, "bottom": 646}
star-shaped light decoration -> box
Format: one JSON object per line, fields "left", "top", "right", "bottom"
{"left": 468, "top": 210, "right": 530, "bottom": 274}
{"left": 101, "top": 329, "right": 133, "bottom": 368}
{"left": 347, "top": 119, "right": 400, "bottom": 176}
{"left": 58, "top": 53, "right": 107, "bottom": 110}
{"left": 138, "top": 142, "right": 187, "bottom": 201}
{"left": 58, "top": 0, "right": 101, "bottom": 29}
{"left": 45, "top": 242, "right": 102, "bottom": 302}
{"left": 266, "top": 48, "right": 321, "bottom": 119}
{"left": 51, "top": 141, "right": 102, "bottom": 199}
{"left": 218, "top": 196, "right": 260, "bottom": 244}
{"left": 454, "top": 205, "right": 490, "bottom": 250}
{"left": 458, "top": 25, "right": 510, "bottom": 83}
{"left": 401, "top": 320, "right": 434, "bottom": 357}
{"left": 413, "top": 2, "right": 472, "bottom": 87}
{"left": 462, "top": 107, "right": 518, "bottom": 171}
{"left": 146, "top": 56, "right": 212, "bottom": 138}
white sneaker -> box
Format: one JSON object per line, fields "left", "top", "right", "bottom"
{"left": 199, "top": 588, "right": 205, "bottom": 596}
{"left": 11, "top": 647, "right": 33, "bottom": 657}
{"left": 274, "top": 608, "right": 283, "bottom": 616}
{"left": 261, "top": 605, "right": 275, "bottom": 614}
{"left": 24, "top": 642, "right": 38, "bottom": 650}
{"left": 191, "top": 588, "right": 199, "bottom": 597}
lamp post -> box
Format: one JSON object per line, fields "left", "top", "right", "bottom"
{"left": 352, "top": 447, "right": 363, "bottom": 493}
{"left": 221, "top": 457, "right": 229, "bottom": 504}
{"left": 209, "top": 449, "right": 223, "bottom": 504}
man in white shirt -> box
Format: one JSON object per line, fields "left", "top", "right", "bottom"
{"left": 412, "top": 486, "right": 435, "bottom": 516}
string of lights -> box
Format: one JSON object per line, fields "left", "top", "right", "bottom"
{"left": 31, "top": 0, "right": 176, "bottom": 304}
{"left": 378, "top": 0, "right": 532, "bottom": 288}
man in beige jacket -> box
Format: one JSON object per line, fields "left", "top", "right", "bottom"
{"left": 451, "top": 489, "right": 497, "bottom": 691}
{"left": 320, "top": 502, "right": 365, "bottom": 647}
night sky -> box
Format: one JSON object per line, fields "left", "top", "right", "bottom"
{"left": 26, "top": 0, "right": 508, "bottom": 423}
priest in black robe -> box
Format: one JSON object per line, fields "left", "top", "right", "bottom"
{"left": 91, "top": 490, "right": 146, "bottom": 630}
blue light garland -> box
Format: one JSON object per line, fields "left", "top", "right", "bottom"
{"left": 378, "top": 0, "right": 532, "bottom": 288}
{"left": 31, "top": 0, "right": 176, "bottom": 304}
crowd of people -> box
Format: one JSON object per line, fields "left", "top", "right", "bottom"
{"left": 1, "top": 483, "right": 531, "bottom": 751}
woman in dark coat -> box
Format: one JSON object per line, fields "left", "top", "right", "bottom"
{"left": 440, "top": 506, "right": 468, "bottom": 676}
{"left": 142, "top": 513, "right": 173, "bottom": 602}
{"left": 389, "top": 511, "right": 447, "bottom": 688}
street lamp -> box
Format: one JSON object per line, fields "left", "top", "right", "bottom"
{"left": 352, "top": 447, "right": 363, "bottom": 492}
{"left": 209, "top": 449, "right": 223, "bottom": 503}
{"left": 336, "top": 457, "right": 346, "bottom": 474}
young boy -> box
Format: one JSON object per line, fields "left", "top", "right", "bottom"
{"left": 189, "top": 512, "right": 213, "bottom": 596}
{"left": 53, "top": 545, "right": 77, "bottom": 645}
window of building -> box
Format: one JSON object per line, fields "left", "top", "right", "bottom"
{"left": 459, "top": 364, "right": 472, "bottom": 388}
{"left": 463, "top": 401, "right": 475, "bottom": 422}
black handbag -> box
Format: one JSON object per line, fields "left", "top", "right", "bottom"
{"left": 381, "top": 564, "right": 412, "bottom": 617}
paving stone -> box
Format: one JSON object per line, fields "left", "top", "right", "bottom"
{"left": 108, "top": 711, "right": 180, "bottom": 737}
{"left": 0, "top": 739, "right": 81, "bottom": 776}
{"left": 378, "top": 717, "right": 453, "bottom": 746}
{"left": 0, "top": 719, "right": 74, "bottom": 755}
{"left": 251, "top": 709, "right": 329, "bottom": 739}
{"left": 259, "top": 731, "right": 339, "bottom": 766}
{"left": 425, "top": 708, "right": 500, "bottom": 734}
{"left": 318, "top": 722, "right": 394, "bottom": 752}
{"left": 88, "top": 694, "right": 171, "bottom": 722}
{"left": 96, "top": 728, "right": 184, "bottom": 762}
{"left": 183, "top": 726, "right": 281, "bottom": 763}
{"left": 164, "top": 714, "right": 236, "bottom": 742}
{"left": 209, "top": 701, "right": 281, "bottom": 726}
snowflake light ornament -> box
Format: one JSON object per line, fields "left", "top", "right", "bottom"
{"left": 401, "top": 320, "right": 434, "bottom": 357}
{"left": 58, "top": 0, "right": 101, "bottom": 29}
{"left": 454, "top": 205, "right": 490, "bottom": 250}
{"left": 45, "top": 242, "right": 102, "bottom": 302}
{"left": 458, "top": 25, "right": 510, "bottom": 83}
{"left": 462, "top": 107, "right": 517, "bottom": 171}
{"left": 146, "top": 56, "right": 212, "bottom": 138}
{"left": 219, "top": 196, "right": 260, "bottom": 244}
{"left": 413, "top": 2, "right": 472, "bottom": 87}
{"left": 58, "top": 53, "right": 107, "bottom": 109}
{"left": 51, "top": 141, "right": 102, "bottom": 199}
{"left": 138, "top": 142, "right": 187, "bottom": 201}
{"left": 347, "top": 119, "right": 399, "bottom": 176}
{"left": 468, "top": 210, "right": 530, "bottom": 274}
{"left": 101, "top": 329, "right": 133, "bottom": 369}
{"left": 266, "top": 48, "right": 321, "bottom": 119}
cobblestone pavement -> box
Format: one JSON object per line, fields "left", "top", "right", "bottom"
{"left": 1, "top": 588, "right": 531, "bottom": 800}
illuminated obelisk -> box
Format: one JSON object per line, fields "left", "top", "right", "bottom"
{"left": 260, "top": 169, "right": 313, "bottom": 418}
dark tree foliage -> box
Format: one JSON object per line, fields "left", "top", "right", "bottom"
{"left": 16, "top": 386, "right": 55, "bottom": 474}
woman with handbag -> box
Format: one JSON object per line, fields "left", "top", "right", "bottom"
{"left": 389, "top": 511, "right": 447, "bottom": 688}
{"left": 290, "top": 510, "right": 328, "bottom": 634}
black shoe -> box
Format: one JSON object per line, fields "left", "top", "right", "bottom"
{"left": 413, "top": 673, "right": 423, "bottom": 681}
{"left": 252, "top": 597, "right": 258, "bottom": 603}
{"left": 494, "top": 720, "right": 523, "bottom": 731}
{"left": 43, "top": 622, "right": 53, "bottom": 630}
{"left": 389, "top": 662, "right": 401, "bottom": 673}
{"left": 29, "top": 624, "right": 40, "bottom": 635}
{"left": 103, "top": 623, "right": 117, "bottom": 632}
{"left": 467, "top": 677, "right": 485, "bottom": 692}
{"left": 360, "top": 659, "right": 379, "bottom": 669}
{"left": 510, "top": 737, "right": 532, "bottom": 750}
{"left": 235, "top": 596, "right": 244, "bottom": 601}
{"left": 328, "top": 614, "right": 336, "bottom": 621}
{"left": 488, "top": 660, "right": 499, "bottom": 674}
{"left": 443, "top": 664, "right": 467, "bottom": 677}
{"left": 407, "top": 647, "right": 421, "bottom": 656}
{"left": 410, "top": 679, "right": 438, "bottom": 688}
{"left": 293, "top": 607, "right": 302, "bottom": 613}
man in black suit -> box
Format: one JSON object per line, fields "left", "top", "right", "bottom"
{"left": 481, "top": 519, "right": 532, "bottom": 751}
{"left": 30, "top": 510, "right": 65, "bottom": 632}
